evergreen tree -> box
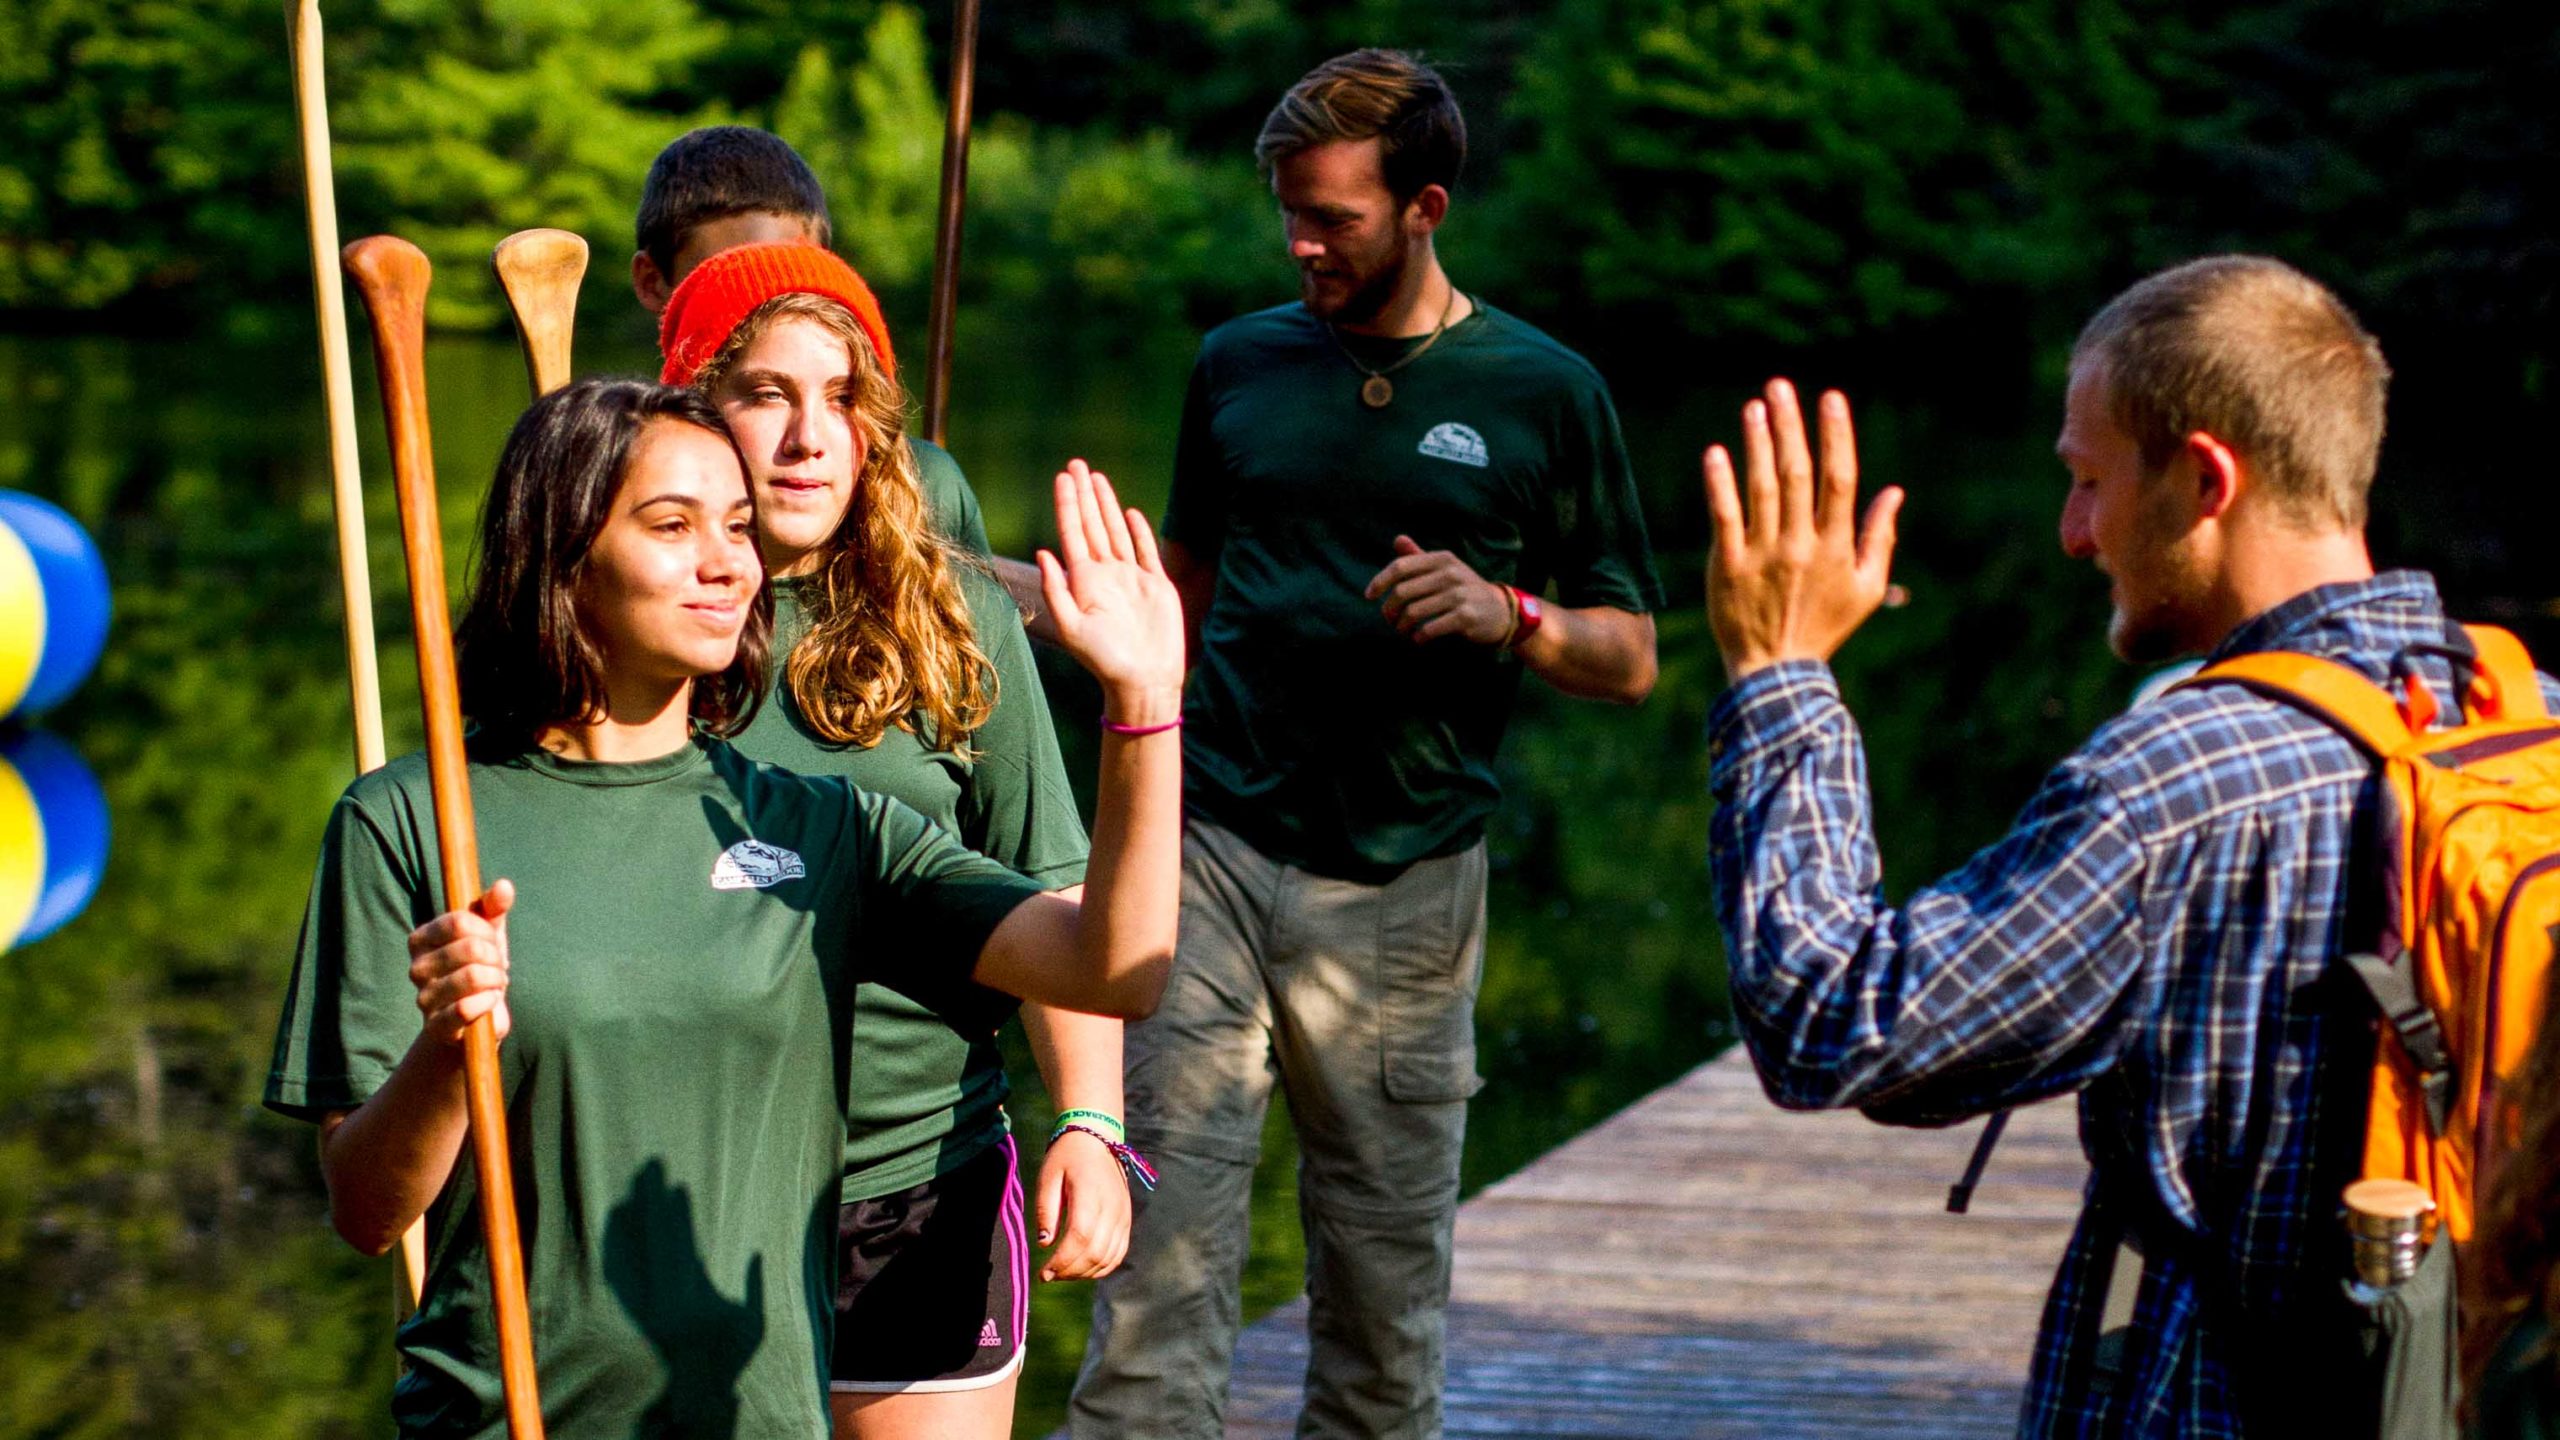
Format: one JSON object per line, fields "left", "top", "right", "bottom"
{"left": 326, "top": 0, "right": 725, "bottom": 330}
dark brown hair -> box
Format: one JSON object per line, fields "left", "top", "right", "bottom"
{"left": 457, "top": 379, "right": 770, "bottom": 743}
{"left": 692, "top": 294, "right": 996, "bottom": 753}
{"left": 2072, "top": 255, "right": 2390, "bottom": 529}
{"left": 1255, "top": 49, "right": 1466, "bottom": 201}
{"left": 636, "top": 126, "right": 832, "bottom": 280}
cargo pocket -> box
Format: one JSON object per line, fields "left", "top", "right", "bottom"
{"left": 1376, "top": 844, "right": 1488, "bottom": 1103}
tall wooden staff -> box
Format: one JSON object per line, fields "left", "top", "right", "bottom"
{"left": 922, "top": 0, "right": 983, "bottom": 446}
{"left": 282, "top": 0, "right": 426, "bottom": 1313}
{"left": 342, "top": 236, "right": 548, "bottom": 1440}
{"left": 492, "top": 230, "right": 590, "bottom": 399}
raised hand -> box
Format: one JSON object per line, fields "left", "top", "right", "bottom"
{"left": 406, "top": 879, "right": 515, "bottom": 1045}
{"left": 1703, "top": 379, "right": 1905, "bottom": 682}
{"left": 1364, "top": 535, "right": 1515, "bottom": 645}
{"left": 1035, "top": 460, "right": 1186, "bottom": 719}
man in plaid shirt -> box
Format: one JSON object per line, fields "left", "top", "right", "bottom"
{"left": 1703, "top": 256, "right": 2557, "bottom": 1436}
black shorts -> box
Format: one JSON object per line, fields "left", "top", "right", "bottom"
{"left": 831, "top": 1136, "right": 1027, "bottom": 1392}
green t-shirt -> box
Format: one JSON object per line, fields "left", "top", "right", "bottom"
{"left": 1164, "top": 300, "right": 1664, "bottom": 882}
{"left": 263, "top": 737, "right": 1046, "bottom": 1440}
{"left": 910, "top": 437, "right": 991, "bottom": 557}
{"left": 730, "top": 562, "right": 1088, "bottom": 1199}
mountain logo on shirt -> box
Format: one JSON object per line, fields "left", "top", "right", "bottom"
{"left": 711, "top": 839, "right": 806, "bottom": 891}
{"left": 1417, "top": 422, "right": 1489, "bottom": 468}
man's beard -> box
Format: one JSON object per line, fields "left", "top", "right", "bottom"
{"left": 2109, "top": 596, "right": 2194, "bottom": 664}
{"left": 1302, "top": 243, "right": 1410, "bottom": 325}
{"left": 2106, "top": 481, "right": 2212, "bottom": 663}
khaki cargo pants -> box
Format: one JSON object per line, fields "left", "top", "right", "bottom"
{"left": 1070, "top": 819, "right": 1488, "bottom": 1440}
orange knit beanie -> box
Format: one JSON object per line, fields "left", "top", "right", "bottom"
{"left": 657, "top": 241, "right": 897, "bottom": 388}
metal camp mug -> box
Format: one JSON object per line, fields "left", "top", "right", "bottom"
{"left": 2343, "top": 1178, "right": 2437, "bottom": 1288}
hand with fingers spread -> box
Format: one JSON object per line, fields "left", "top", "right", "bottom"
{"left": 406, "top": 879, "right": 516, "bottom": 1046}
{"left": 1704, "top": 379, "right": 1906, "bottom": 682}
{"left": 1035, "top": 459, "right": 1187, "bottom": 717}
{"left": 1363, "top": 535, "right": 1516, "bottom": 646}
{"left": 1036, "top": 1129, "right": 1133, "bottom": 1282}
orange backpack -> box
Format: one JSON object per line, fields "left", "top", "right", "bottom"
{"left": 2183, "top": 624, "right": 2560, "bottom": 1243}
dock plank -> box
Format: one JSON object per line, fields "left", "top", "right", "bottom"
{"left": 1212, "top": 1047, "right": 2084, "bottom": 1438}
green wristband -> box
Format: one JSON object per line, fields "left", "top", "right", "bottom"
{"left": 1052, "top": 1108, "right": 1126, "bottom": 1145}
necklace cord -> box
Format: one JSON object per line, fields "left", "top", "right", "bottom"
{"left": 1326, "top": 284, "right": 1461, "bottom": 381}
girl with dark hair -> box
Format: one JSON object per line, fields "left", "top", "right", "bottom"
{"left": 657, "top": 243, "right": 1143, "bottom": 1440}
{"left": 263, "top": 378, "right": 1183, "bottom": 1440}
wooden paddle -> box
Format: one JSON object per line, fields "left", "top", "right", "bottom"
{"left": 281, "top": 0, "right": 424, "bottom": 1318}
{"left": 922, "top": 0, "right": 983, "bottom": 445}
{"left": 341, "top": 235, "right": 547, "bottom": 1440}
{"left": 492, "top": 229, "right": 589, "bottom": 398}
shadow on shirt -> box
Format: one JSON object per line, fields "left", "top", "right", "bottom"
{"left": 605, "top": 1158, "right": 766, "bottom": 1438}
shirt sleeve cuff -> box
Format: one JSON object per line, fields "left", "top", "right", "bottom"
{"left": 1708, "top": 660, "right": 1847, "bottom": 792}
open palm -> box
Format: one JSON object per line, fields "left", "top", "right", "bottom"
{"left": 1037, "top": 460, "right": 1186, "bottom": 698}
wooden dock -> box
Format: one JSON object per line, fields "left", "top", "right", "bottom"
{"left": 1209, "top": 1046, "right": 2086, "bottom": 1438}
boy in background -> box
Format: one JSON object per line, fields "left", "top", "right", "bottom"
{"left": 632, "top": 124, "right": 990, "bottom": 555}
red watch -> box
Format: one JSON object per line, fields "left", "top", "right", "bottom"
{"left": 1505, "top": 587, "right": 1543, "bottom": 650}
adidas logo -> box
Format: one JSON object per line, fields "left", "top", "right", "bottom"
{"left": 1417, "top": 421, "right": 1489, "bottom": 468}
{"left": 711, "top": 839, "right": 806, "bottom": 891}
{"left": 977, "top": 1319, "right": 1002, "bottom": 1349}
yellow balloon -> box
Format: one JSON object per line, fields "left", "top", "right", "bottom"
{"left": 0, "top": 757, "right": 43, "bottom": 949}
{"left": 0, "top": 522, "right": 42, "bottom": 718}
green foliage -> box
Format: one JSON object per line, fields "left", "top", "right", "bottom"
{"left": 1494, "top": 0, "right": 2558, "bottom": 372}
{"left": 12, "top": 0, "right": 2547, "bottom": 370}
{"left": 1494, "top": 0, "right": 1991, "bottom": 344}
{"left": 325, "top": 0, "right": 726, "bottom": 330}
{"left": 0, "top": 338, "right": 400, "bottom": 1437}
{"left": 772, "top": 6, "right": 942, "bottom": 289}
{"left": 0, "top": 0, "right": 303, "bottom": 332}
{"left": 776, "top": 3, "right": 1284, "bottom": 333}
{"left": 969, "top": 123, "right": 1283, "bottom": 332}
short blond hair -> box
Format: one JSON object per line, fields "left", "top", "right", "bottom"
{"left": 2073, "top": 256, "right": 2390, "bottom": 529}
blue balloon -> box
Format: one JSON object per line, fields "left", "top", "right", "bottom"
{"left": 0, "top": 490, "right": 111, "bottom": 718}
{"left": 1, "top": 727, "right": 109, "bottom": 946}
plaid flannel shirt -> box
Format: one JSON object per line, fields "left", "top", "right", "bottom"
{"left": 1708, "top": 571, "right": 2560, "bottom": 1438}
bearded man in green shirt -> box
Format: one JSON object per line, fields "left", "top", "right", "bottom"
{"left": 1066, "top": 48, "right": 1665, "bottom": 1440}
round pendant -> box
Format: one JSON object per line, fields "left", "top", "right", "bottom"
{"left": 1360, "top": 375, "right": 1394, "bottom": 409}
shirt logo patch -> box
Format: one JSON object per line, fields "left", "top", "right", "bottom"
{"left": 1417, "top": 422, "right": 1489, "bottom": 468}
{"left": 711, "top": 839, "right": 806, "bottom": 891}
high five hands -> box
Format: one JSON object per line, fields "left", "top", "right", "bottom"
{"left": 1035, "top": 459, "right": 1187, "bottom": 715}
{"left": 1704, "top": 379, "right": 1906, "bottom": 682}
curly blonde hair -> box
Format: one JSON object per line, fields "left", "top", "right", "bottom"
{"left": 693, "top": 292, "right": 995, "bottom": 753}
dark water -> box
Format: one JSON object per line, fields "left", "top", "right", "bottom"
{"left": 0, "top": 314, "right": 2283, "bottom": 1436}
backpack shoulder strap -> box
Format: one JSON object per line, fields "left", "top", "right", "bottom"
{"left": 2178, "top": 653, "right": 2454, "bottom": 1132}
{"left": 2173, "top": 651, "right": 2417, "bottom": 759}
{"left": 2462, "top": 624, "right": 2548, "bottom": 721}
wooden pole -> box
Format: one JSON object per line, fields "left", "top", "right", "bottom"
{"left": 342, "top": 235, "right": 547, "bottom": 1440}
{"left": 922, "top": 0, "right": 982, "bottom": 446}
{"left": 491, "top": 230, "right": 590, "bottom": 399}
{"left": 282, "top": 0, "right": 426, "bottom": 1314}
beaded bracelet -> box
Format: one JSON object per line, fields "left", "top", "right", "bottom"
{"left": 1051, "top": 1121, "right": 1159, "bottom": 1191}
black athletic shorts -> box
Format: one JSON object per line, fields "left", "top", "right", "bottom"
{"left": 831, "top": 1135, "right": 1026, "bottom": 1392}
